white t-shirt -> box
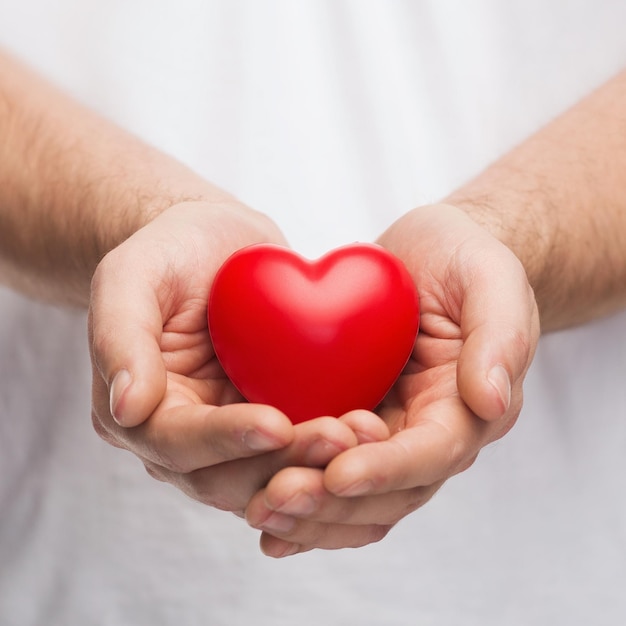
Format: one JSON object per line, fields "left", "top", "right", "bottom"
{"left": 1, "top": 1, "right": 625, "bottom": 624}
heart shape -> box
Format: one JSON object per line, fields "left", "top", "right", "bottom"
{"left": 208, "top": 243, "right": 419, "bottom": 424}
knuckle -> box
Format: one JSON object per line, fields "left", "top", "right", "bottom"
{"left": 150, "top": 446, "right": 192, "bottom": 474}
{"left": 509, "top": 324, "right": 533, "bottom": 364}
{"left": 91, "top": 411, "right": 122, "bottom": 448}
{"left": 446, "top": 434, "right": 469, "bottom": 473}
{"left": 350, "top": 524, "right": 393, "bottom": 548}
{"left": 139, "top": 424, "right": 196, "bottom": 474}
{"left": 453, "top": 452, "right": 479, "bottom": 476}
{"left": 180, "top": 472, "right": 243, "bottom": 512}
{"left": 399, "top": 486, "right": 436, "bottom": 520}
{"left": 89, "top": 327, "right": 118, "bottom": 378}
{"left": 143, "top": 463, "right": 167, "bottom": 482}
{"left": 431, "top": 420, "right": 472, "bottom": 478}
{"left": 369, "top": 524, "right": 393, "bottom": 544}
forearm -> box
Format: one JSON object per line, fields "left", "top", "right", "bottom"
{"left": 447, "top": 69, "right": 626, "bottom": 331}
{"left": 0, "top": 50, "right": 226, "bottom": 307}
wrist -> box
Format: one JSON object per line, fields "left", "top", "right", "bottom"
{"left": 444, "top": 183, "right": 555, "bottom": 327}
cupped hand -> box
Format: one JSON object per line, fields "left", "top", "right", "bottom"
{"left": 90, "top": 200, "right": 284, "bottom": 415}
{"left": 89, "top": 200, "right": 376, "bottom": 509}
{"left": 245, "top": 204, "right": 540, "bottom": 556}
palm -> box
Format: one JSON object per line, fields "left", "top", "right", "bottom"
{"left": 90, "top": 199, "right": 288, "bottom": 436}
{"left": 340, "top": 202, "right": 541, "bottom": 488}
{"left": 244, "top": 205, "right": 540, "bottom": 556}
{"left": 375, "top": 258, "right": 483, "bottom": 470}
{"left": 112, "top": 201, "right": 286, "bottom": 412}
{"left": 157, "top": 284, "right": 242, "bottom": 409}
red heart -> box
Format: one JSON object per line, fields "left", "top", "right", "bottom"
{"left": 208, "top": 243, "right": 419, "bottom": 424}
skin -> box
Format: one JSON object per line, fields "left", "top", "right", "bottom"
{"left": 245, "top": 70, "right": 626, "bottom": 557}
{"left": 246, "top": 205, "right": 538, "bottom": 554}
{"left": 0, "top": 49, "right": 385, "bottom": 515}
{"left": 3, "top": 49, "right": 626, "bottom": 557}
{"left": 0, "top": 51, "right": 222, "bottom": 305}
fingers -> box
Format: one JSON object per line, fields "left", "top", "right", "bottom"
{"left": 244, "top": 400, "right": 477, "bottom": 557}
{"left": 245, "top": 467, "right": 440, "bottom": 557}
{"left": 89, "top": 248, "right": 168, "bottom": 427}
{"left": 325, "top": 391, "right": 487, "bottom": 497}
{"left": 89, "top": 201, "right": 286, "bottom": 429}
{"left": 248, "top": 465, "right": 439, "bottom": 526}
{"left": 241, "top": 202, "right": 542, "bottom": 557}
{"left": 259, "top": 523, "right": 392, "bottom": 558}
{"left": 244, "top": 401, "right": 463, "bottom": 557}
{"left": 378, "top": 203, "right": 540, "bottom": 423}
{"left": 337, "top": 409, "right": 390, "bottom": 443}
{"left": 456, "top": 249, "right": 540, "bottom": 422}
{"left": 111, "top": 402, "right": 295, "bottom": 473}
{"left": 148, "top": 416, "right": 360, "bottom": 511}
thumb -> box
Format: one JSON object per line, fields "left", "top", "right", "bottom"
{"left": 89, "top": 259, "right": 167, "bottom": 428}
{"left": 456, "top": 252, "right": 540, "bottom": 422}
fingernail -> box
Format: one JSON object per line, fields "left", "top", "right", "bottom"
{"left": 487, "top": 364, "right": 511, "bottom": 414}
{"left": 259, "top": 512, "right": 296, "bottom": 534}
{"left": 304, "top": 439, "right": 345, "bottom": 466}
{"left": 335, "top": 479, "right": 374, "bottom": 497}
{"left": 260, "top": 538, "right": 300, "bottom": 559}
{"left": 243, "top": 429, "right": 283, "bottom": 451}
{"left": 278, "top": 491, "right": 317, "bottom": 516}
{"left": 271, "top": 542, "right": 300, "bottom": 558}
{"left": 110, "top": 369, "right": 131, "bottom": 425}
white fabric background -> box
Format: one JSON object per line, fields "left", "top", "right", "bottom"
{"left": 1, "top": 1, "right": 625, "bottom": 624}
